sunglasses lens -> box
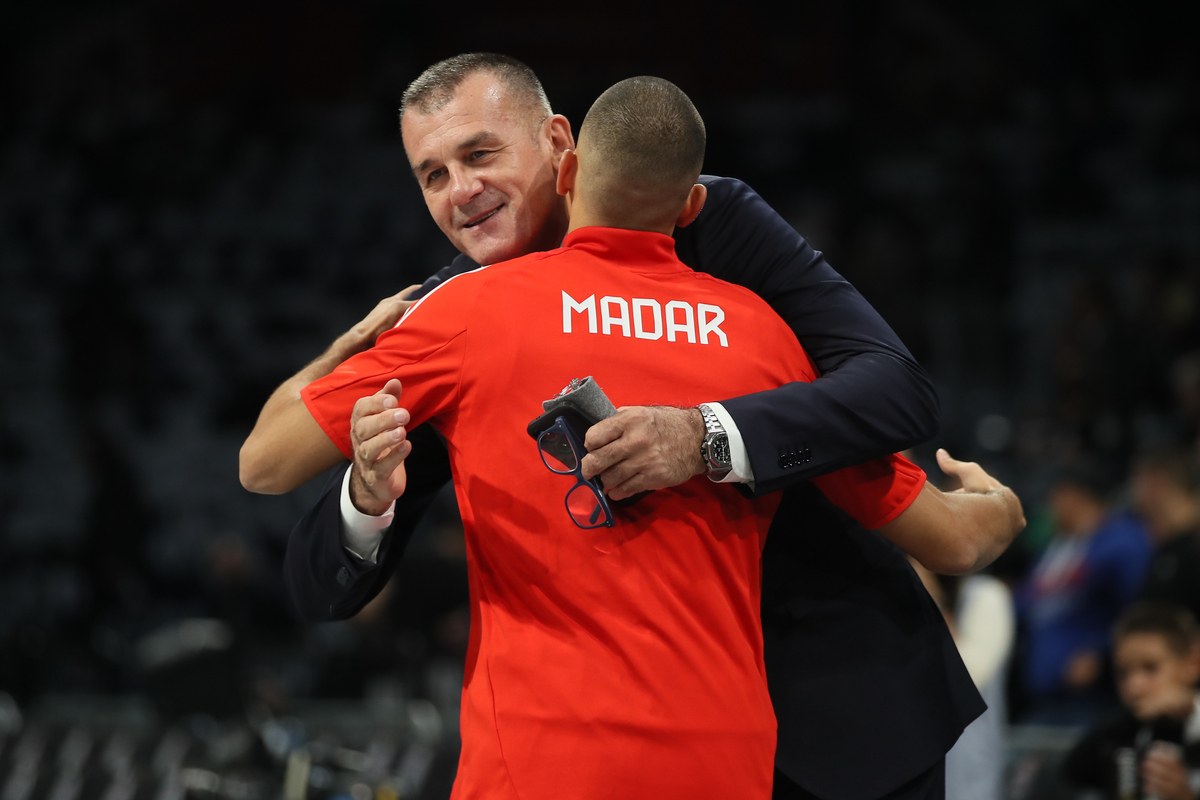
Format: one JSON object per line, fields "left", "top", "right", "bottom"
{"left": 566, "top": 482, "right": 609, "bottom": 528}
{"left": 539, "top": 431, "right": 577, "bottom": 473}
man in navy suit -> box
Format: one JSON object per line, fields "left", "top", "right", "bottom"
{"left": 241, "top": 54, "right": 1023, "bottom": 799}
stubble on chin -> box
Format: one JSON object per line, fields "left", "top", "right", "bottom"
{"left": 469, "top": 226, "right": 533, "bottom": 267}
{"left": 461, "top": 237, "right": 517, "bottom": 267}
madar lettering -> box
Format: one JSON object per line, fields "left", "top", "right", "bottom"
{"left": 562, "top": 291, "right": 728, "bottom": 347}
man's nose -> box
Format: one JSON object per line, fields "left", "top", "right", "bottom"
{"left": 448, "top": 164, "right": 483, "bottom": 207}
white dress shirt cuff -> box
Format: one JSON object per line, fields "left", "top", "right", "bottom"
{"left": 339, "top": 467, "right": 393, "bottom": 564}
{"left": 703, "top": 402, "right": 754, "bottom": 486}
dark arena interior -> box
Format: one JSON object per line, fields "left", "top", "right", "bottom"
{"left": 0, "top": 2, "right": 1198, "bottom": 798}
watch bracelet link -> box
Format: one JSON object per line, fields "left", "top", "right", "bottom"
{"left": 697, "top": 404, "right": 732, "bottom": 477}
{"left": 699, "top": 403, "right": 723, "bottom": 437}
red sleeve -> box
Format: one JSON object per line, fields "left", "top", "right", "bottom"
{"left": 300, "top": 276, "right": 476, "bottom": 458}
{"left": 809, "top": 453, "right": 926, "bottom": 530}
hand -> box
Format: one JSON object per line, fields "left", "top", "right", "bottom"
{"left": 580, "top": 406, "right": 707, "bottom": 501}
{"left": 348, "top": 379, "right": 412, "bottom": 515}
{"left": 1063, "top": 649, "right": 1102, "bottom": 690}
{"left": 878, "top": 448, "right": 1024, "bottom": 575}
{"left": 1141, "top": 742, "right": 1194, "bottom": 800}
{"left": 936, "top": 448, "right": 1002, "bottom": 494}
{"left": 342, "top": 285, "right": 423, "bottom": 354}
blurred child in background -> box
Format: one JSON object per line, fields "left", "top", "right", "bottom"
{"left": 1064, "top": 601, "right": 1200, "bottom": 800}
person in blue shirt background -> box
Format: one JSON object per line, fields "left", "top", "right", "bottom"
{"left": 1017, "top": 462, "right": 1153, "bottom": 725}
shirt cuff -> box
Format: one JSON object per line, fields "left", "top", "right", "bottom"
{"left": 704, "top": 402, "right": 754, "bottom": 487}
{"left": 339, "top": 467, "right": 394, "bottom": 564}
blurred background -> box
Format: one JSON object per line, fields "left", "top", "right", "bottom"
{"left": 1, "top": 0, "right": 1197, "bottom": 798}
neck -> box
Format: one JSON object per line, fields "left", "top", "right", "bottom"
{"left": 565, "top": 194, "right": 674, "bottom": 237}
{"left": 536, "top": 197, "right": 572, "bottom": 252}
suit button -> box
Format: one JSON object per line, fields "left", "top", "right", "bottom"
{"left": 336, "top": 566, "right": 350, "bottom": 586}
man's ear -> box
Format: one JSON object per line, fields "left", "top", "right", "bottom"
{"left": 544, "top": 114, "right": 575, "bottom": 170}
{"left": 675, "top": 183, "right": 708, "bottom": 228}
{"left": 556, "top": 150, "right": 578, "bottom": 198}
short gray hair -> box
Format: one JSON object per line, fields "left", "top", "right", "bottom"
{"left": 399, "top": 53, "right": 551, "bottom": 128}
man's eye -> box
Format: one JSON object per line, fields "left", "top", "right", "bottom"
{"left": 469, "top": 150, "right": 490, "bottom": 161}
{"left": 426, "top": 169, "right": 444, "bottom": 185}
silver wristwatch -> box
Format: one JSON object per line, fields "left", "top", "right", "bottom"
{"left": 698, "top": 404, "right": 733, "bottom": 481}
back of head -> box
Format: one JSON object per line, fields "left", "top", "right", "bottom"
{"left": 576, "top": 76, "right": 705, "bottom": 228}
{"left": 1114, "top": 601, "right": 1200, "bottom": 657}
{"left": 400, "top": 52, "right": 551, "bottom": 129}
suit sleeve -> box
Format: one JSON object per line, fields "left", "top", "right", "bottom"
{"left": 678, "top": 176, "right": 940, "bottom": 496}
{"left": 407, "top": 254, "right": 480, "bottom": 300}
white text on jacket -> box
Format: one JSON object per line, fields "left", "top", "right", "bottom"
{"left": 562, "top": 292, "right": 729, "bottom": 347}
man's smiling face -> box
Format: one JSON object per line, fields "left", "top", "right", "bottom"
{"left": 402, "top": 71, "right": 568, "bottom": 266}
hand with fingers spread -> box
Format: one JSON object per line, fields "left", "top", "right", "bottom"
{"left": 348, "top": 379, "right": 413, "bottom": 516}
{"left": 580, "top": 406, "right": 707, "bottom": 501}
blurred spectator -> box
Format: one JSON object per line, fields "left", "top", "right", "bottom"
{"left": 913, "top": 563, "right": 1015, "bottom": 800}
{"left": 1172, "top": 351, "right": 1200, "bottom": 453}
{"left": 1063, "top": 601, "right": 1200, "bottom": 800}
{"left": 1016, "top": 462, "right": 1152, "bottom": 724}
{"left": 1134, "top": 449, "right": 1200, "bottom": 624}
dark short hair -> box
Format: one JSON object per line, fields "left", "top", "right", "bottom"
{"left": 1114, "top": 601, "right": 1200, "bottom": 656}
{"left": 579, "top": 76, "right": 705, "bottom": 189}
{"left": 399, "top": 53, "right": 551, "bottom": 126}
{"left": 1134, "top": 447, "right": 1200, "bottom": 492}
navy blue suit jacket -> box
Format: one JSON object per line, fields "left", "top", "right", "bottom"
{"left": 283, "top": 176, "right": 984, "bottom": 799}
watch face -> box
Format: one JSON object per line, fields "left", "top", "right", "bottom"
{"left": 707, "top": 434, "right": 732, "bottom": 468}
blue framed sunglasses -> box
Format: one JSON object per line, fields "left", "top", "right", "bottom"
{"left": 536, "top": 415, "right": 615, "bottom": 529}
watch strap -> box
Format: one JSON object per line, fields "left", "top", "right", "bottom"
{"left": 699, "top": 403, "right": 723, "bottom": 437}
{"left": 698, "top": 404, "right": 732, "bottom": 479}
